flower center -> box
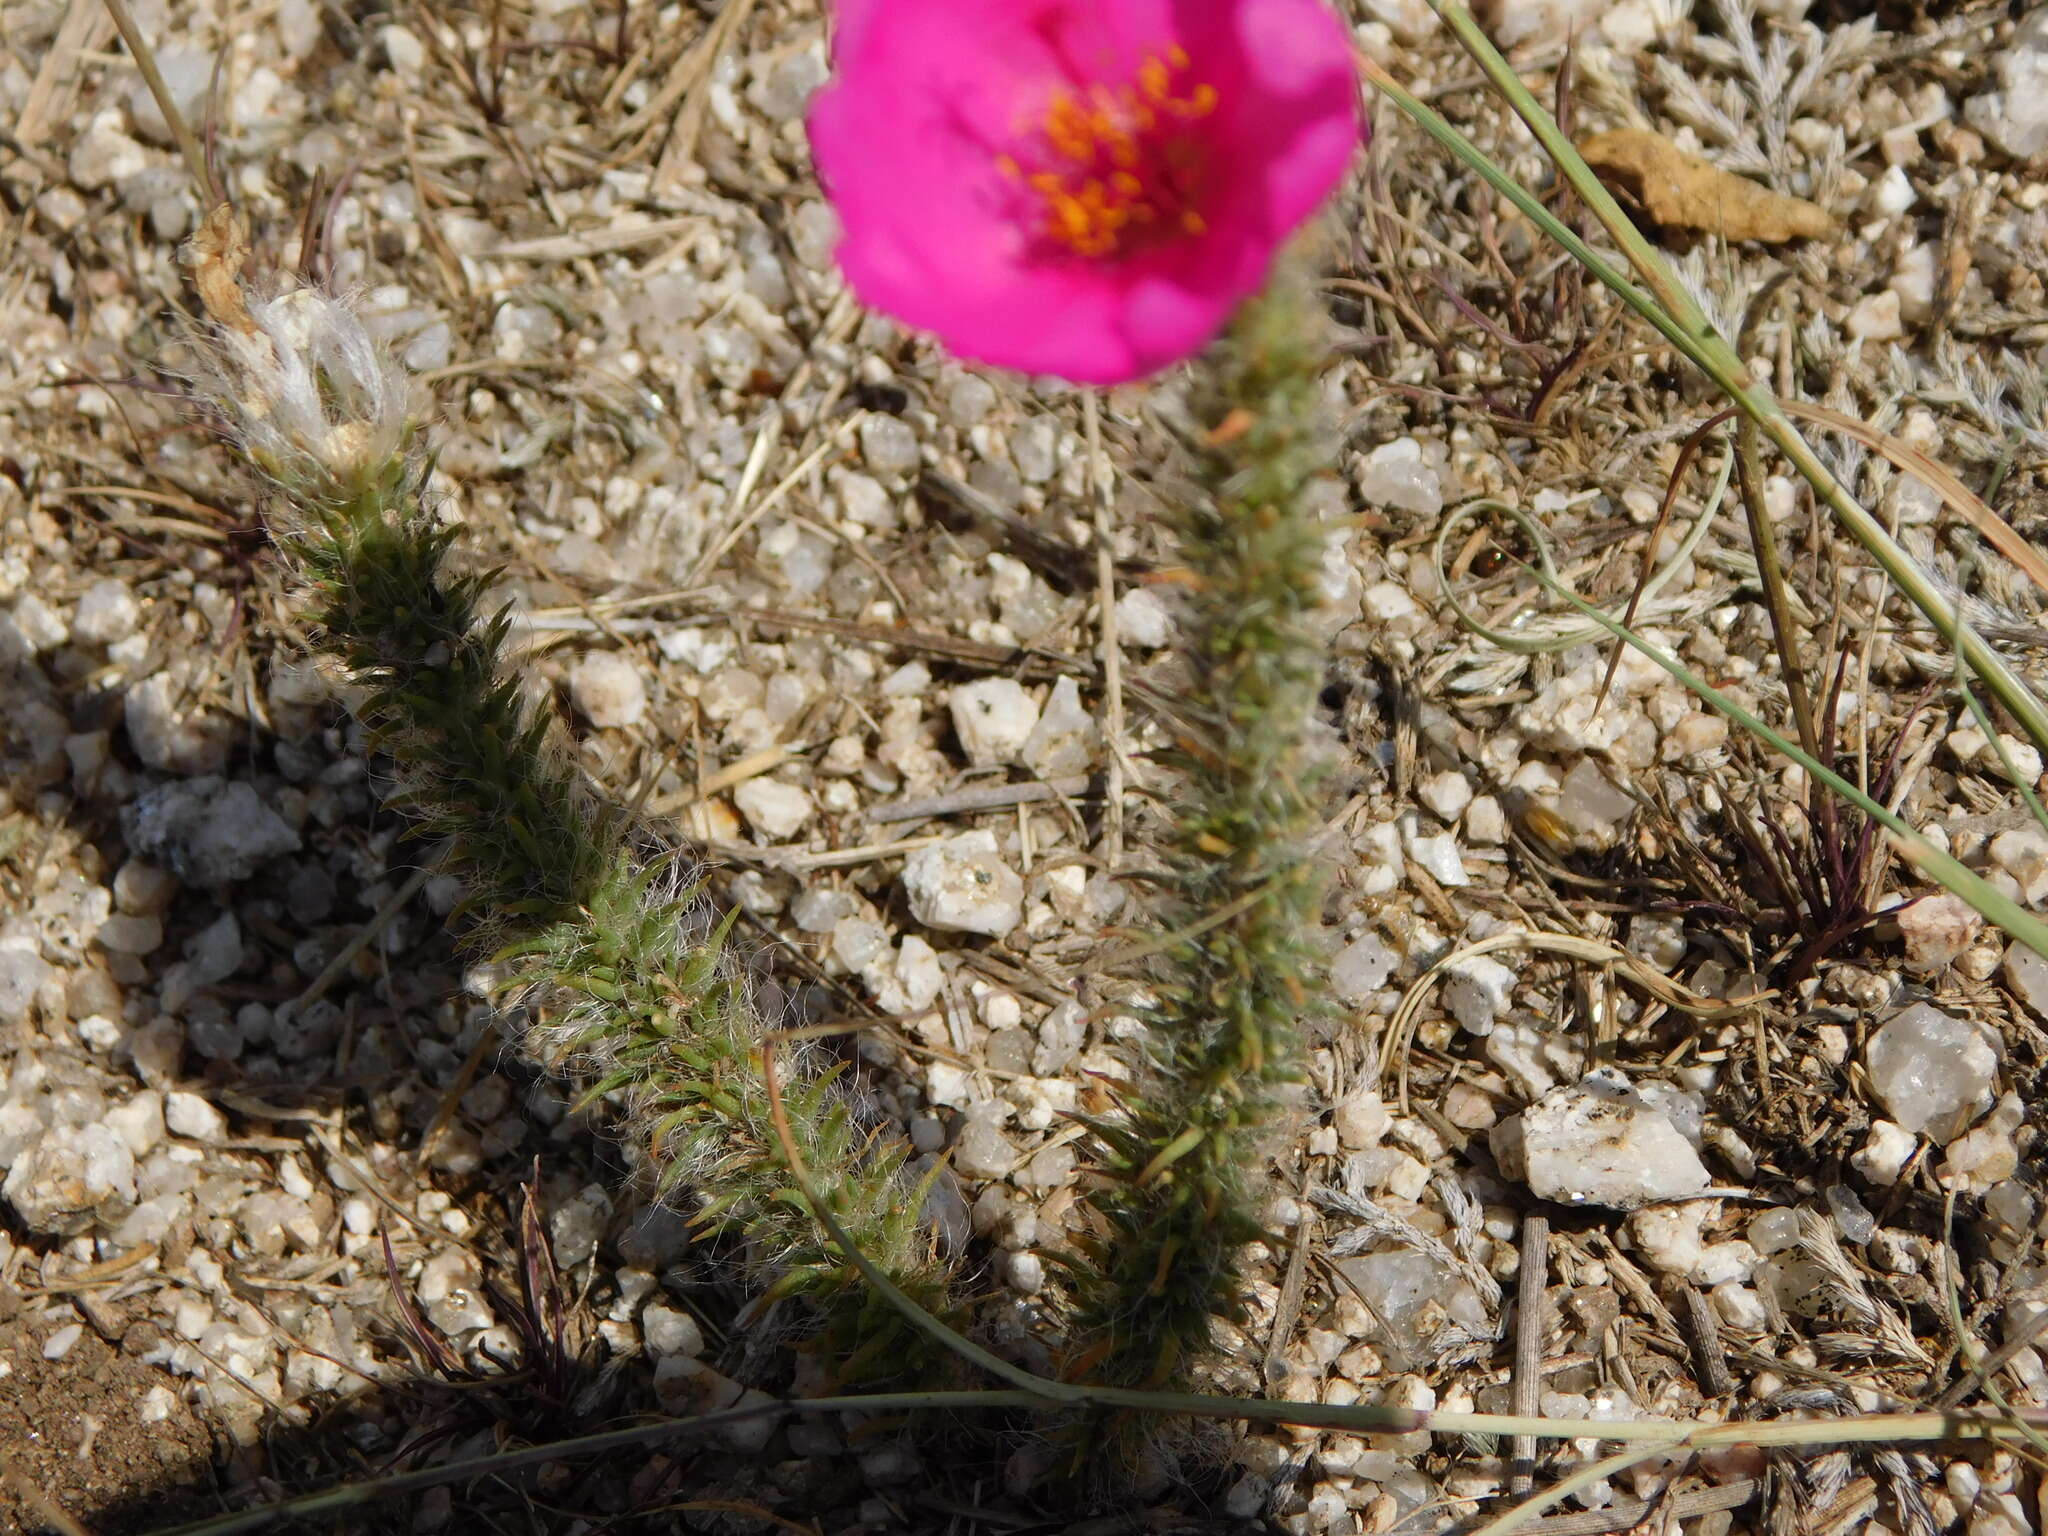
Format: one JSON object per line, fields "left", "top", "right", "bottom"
{"left": 998, "top": 45, "right": 1218, "bottom": 260}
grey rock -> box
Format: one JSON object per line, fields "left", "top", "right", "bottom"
{"left": 124, "top": 673, "right": 231, "bottom": 775}
{"left": 73, "top": 578, "right": 140, "bottom": 646}
{"left": 1032, "top": 1001, "right": 1086, "bottom": 1076}
{"left": 124, "top": 777, "right": 303, "bottom": 886}
{"left": 951, "top": 1104, "right": 1016, "bottom": 1180}
{"left": 857, "top": 413, "right": 920, "bottom": 477}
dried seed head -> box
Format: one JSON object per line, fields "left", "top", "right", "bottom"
{"left": 204, "top": 285, "right": 415, "bottom": 498}
{"left": 183, "top": 211, "right": 414, "bottom": 500}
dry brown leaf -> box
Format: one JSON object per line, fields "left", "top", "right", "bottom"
{"left": 184, "top": 203, "right": 259, "bottom": 337}
{"left": 1578, "top": 129, "right": 1832, "bottom": 243}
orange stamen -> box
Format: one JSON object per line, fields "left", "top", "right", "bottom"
{"left": 1006, "top": 46, "right": 1218, "bottom": 260}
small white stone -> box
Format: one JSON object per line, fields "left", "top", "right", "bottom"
{"left": 1629, "top": 1202, "right": 1757, "bottom": 1286}
{"left": 1485, "top": 1019, "right": 1579, "bottom": 1100}
{"left": 11, "top": 593, "right": 67, "bottom": 652}
{"left": 1965, "top": 8, "right": 2048, "bottom": 158}
{"left": 1333, "top": 1089, "right": 1392, "bottom": 1150}
{"left": 69, "top": 111, "right": 148, "bottom": 190}
{"left": 42, "top": 1324, "right": 84, "bottom": 1362}
{"left": 111, "top": 860, "right": 173, "bottom": 921}
{"left": 1403, "top": 826, "right": 1468, "bottom": 887}
{"left": 1626, "top": 915, "right": 1688, "bottom": 972}
{"left": 951, "top": 1104, "right": 1015, "bottom": 1179}
{"left": 1865, "top": 1002, "right": 1999, "bottom": 1143}
{"left": 380, "top": 25, "right": 427, "bottom": 76}
{"left": 1114, "top": 587, "right": 1172, "bottom": 648}
{"left": 941, "top": 374, "right": 996, "bottom": 427}
{"left": 1890, "top": 244, "right": 1937, "bottom": 321}
{"left": 1464, "top": 795, "right": 1507, "bottom": 844}
{"left": 886, "top": 936, "right": 943, "bottom": 1014}
{"left": 1991, "top": 826, "right": 2048, "bottom": 904}
{"left": 1746, "top": 1207, "right": 1800, "bottom": 1254}
{"left": 1034, "top": 1001, "right": 1086, "bottom": 1075}
{"left": 1330, "top": 932, "right": 1396, "bottom": 1005}
{"left": 1845, "top": 291, "right": 1904, "bottom": 342}
{"left": 1490, "top": 1068, "right": 1711, "bottom": 1210}
{"left": 732, "top": 778, "right": 813, "bottom": 840}
{"left": 747, "top": 48, "right": 828, "bottom": 120}
{"left": 97, "top": 913, "right": 163, "bottom": 956}
{"left": 1664, "top": 712, "right": 1729, "bottom": 759}
{"left": 2004, "top": 942, "right": 2048, "bottom": 1018}
{"left": 164, "top": 1091, "right": 228, "bottom": 1143}
{"left": 947, "top": 678, "right": 1039, "bottom": 767}
{"left": 567, "top": 652, "right": 646, "bottom": 730}
{"left": 1898, "top": 892, "right": 1982, "bottom": 972}
{"left": 642, "top": 1302, "right": 705, "bottom": 1358}
{"left": 0, "top": 948, "right": 52, "bottom": 1027}
{"left": 1361, "top": 0, "right": 1434, "bottom": 40}
{"left": 858, "top": 413, "right": 921, "bottom": 477}
{"left": 1019, "top": 1141, "right": 1073, "bottom": 1195}
{"left": 1442, "top": 955, "right": 1515, "bottom": 1035}
{"left": 185, "top": 912, "right": 242, "bottom": 986}
{"left": 1418, "top": 770, "right": 1474, "bottom": 822}
{"left": 106, "top": 1092, "right": 165, "bottom": 1156}
{"left": 1361, "top": 581, "right": 1423, "bottom": 633}
{"left": 925, "top": 1062, "right": 974, "bottom": 1111}
{"left": 1554, "top": 759, "right": 1636, "bottom": 850}
{"left": 1995, "top": 735, "right": 2044, "bottom": 783}
{"left": 123, "top": 777, "right": 302, "bottom": 887}
{"left": 834, "top": 471, "right": 893, "bottom": 529}
{"left": 901, "top": 831, "right": 1024, "bottom": 936}
{"left": 1357, "top": 437, "right": 1443, "bottom": 516}
{"left": 1869, "top": 164, "right": 1915, "bottom": 218}
{"left": 1336, "top": 1253, "right": 1483, "bottom": 1370}
{"left": 1940, "top": 1123, "right": 2019, "bottom": 1193}
{"left": 1492, "top": 0, "right": 1611, "bottom": 48}
{"left": 125, "top": 673, "right": 230, "bottom": 775}
{"left": 73, "top": 578, "right": 140, "bottom": 646}
{"left": 1009, "top": 417, "right": 1061, "bottom": 483}
{"left": 1825, "top": 1183, "right": 1877, "bottom": 1244}
{"left": 1712, "top": 1281, "right": 1769, "bottom": 1332}
{"left": 1851, "top": 1119, "right": 1918, "bottom": 1185}
{"left": 1021, "top": 675, "right": 1095, "bottom": 776}
{"left": 76, "top": 1013, "right": 122, "bottom": 1051}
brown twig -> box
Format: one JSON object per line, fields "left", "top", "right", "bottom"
{"left": 1511, "top": 1213, "right": 1550, "bottom": 1496}
{"left": 1679, "top": 1284, "right": 1734, "bottom": 1400}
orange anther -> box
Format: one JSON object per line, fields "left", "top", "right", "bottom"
{"left": 1003, "top": 44, "right": 1217, "bottom": 259}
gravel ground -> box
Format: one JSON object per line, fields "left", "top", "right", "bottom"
{"left": 6, "top": 0, "right": 2048, "bottom": 1532}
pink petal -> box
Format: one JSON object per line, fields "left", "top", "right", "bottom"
{"left": 811, "top": 0, "right": 1364, "bottom": 385}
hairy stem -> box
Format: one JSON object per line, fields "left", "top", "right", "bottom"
{"left": 1071, "top": 275, "right": 1333, "bottom": 1396}
{"left": 183, "top": 249, "right": 950, "bottom": 1376}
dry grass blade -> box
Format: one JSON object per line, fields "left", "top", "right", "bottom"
{"left": 1783, "top": 398, "right": 2048, "bottom": 599}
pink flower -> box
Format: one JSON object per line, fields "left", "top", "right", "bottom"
{"left": 807, "top": 0, "right": 1362, "bottom": 386}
